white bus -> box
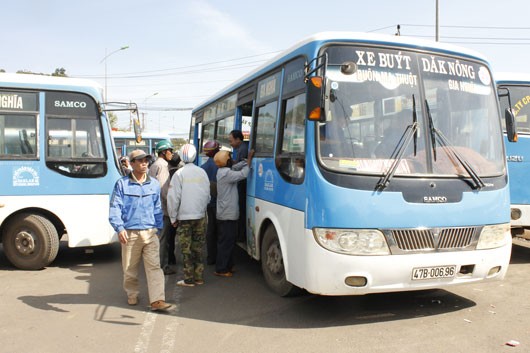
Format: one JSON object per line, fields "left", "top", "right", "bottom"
{"left": 0, "top": 73, "right": 122, "bottom": 270}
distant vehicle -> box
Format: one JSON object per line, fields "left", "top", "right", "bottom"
{"left": 112, "top": 131, "right": 171, "bottom": 158}
{"left": 191, "top": 32, "right": 513, "bottom": 296}
{"left": 0, "top": 73, "right": 123, "bottom": 270}
{"left": 496, "top": 73, "right": 530, "bottom": 235}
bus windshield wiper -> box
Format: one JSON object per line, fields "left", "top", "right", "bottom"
{"left": 425, "top": 100, "right": 485, "bottom": 190}
{"left": 376, "top": 97, "right": 418, "bottom": 191}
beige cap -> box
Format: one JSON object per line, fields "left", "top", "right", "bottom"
{"left": 128, "top": 149, "right": 152, "bottom": 162}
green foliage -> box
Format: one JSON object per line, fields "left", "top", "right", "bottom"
{"left": 108, "top": 112, "right": 118, "bottom": 128}
{"left": 51, "top": 68, "right": 67, "bottom": 77}
{"left": 14, "top": 68, "right": 68, "bottom": 76}
{"left": 171, "top": 138, "right": 188, "bottom": 151}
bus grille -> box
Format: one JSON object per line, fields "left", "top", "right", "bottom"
{"left": 391, "top": 227, "right": 478, "bottom": 251}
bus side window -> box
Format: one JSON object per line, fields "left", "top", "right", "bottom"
{"left": 254, "top": 102, "right": 277, "bottom": 155}
{"left": 277, "top": 93, "right": 305, "bottom": 183}
{"left": 0, "top": 114, "right": 37, "bottom": 158}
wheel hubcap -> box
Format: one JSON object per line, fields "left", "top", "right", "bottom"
{"left": 14, "top": 231, "right": 36, "bottom": 255}
{"left": 266, "top": 241, "right": 283, "bottom": 274}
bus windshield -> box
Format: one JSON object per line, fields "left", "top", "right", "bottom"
{"left": 499, "top": 85, "right": 530, "bottom": 134}
{"left": 319, "top": 45, "right": 504, "bottom": 177}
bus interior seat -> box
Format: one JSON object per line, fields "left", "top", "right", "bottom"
{"left": 362, "top": 135, "right": 378, "bottom": 158}
{"left": 19, "top": 129, "right": 33, "bottom": 154}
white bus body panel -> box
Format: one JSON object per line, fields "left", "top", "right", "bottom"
{"left": 254, "top": 199, "right": 511, "bottom": 296}
{"left": 510, "top": 204, "right": 530, "bottom": 227}
{"left": 0, "top": 195, "right": 117, "bottom": 247}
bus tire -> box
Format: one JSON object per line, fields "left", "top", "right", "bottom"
{"left": 261, "top": 225, "right": 299, "bottom": 297}
{"left": 3, "top": 214, "right": 59, "bottom": 270}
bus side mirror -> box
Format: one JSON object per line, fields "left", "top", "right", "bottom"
{"left": 505, "top": 108, "right": 518, "bottom": 142}
{"left": 306, "top": 76, "right": 325, "bottom": 122}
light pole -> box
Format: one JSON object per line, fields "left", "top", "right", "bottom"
{"left": 100, "top": 45, "right": 129, "bottom": 102}
{"left": 141, "top": 92, "right": 159, "bottom": 131}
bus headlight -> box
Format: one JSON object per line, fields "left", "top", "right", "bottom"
{"left": 476, "top": 223, "right": 511, "bottom": 250}
{"left": 313, "top": 228, "right": 390, "bottom": 255}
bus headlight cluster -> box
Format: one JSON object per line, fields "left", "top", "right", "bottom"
{"left": 476, "top": 223, "right": 511, "bottom": 250}
{"left": 313, "top": 228, "right": 390, "bottom": 255}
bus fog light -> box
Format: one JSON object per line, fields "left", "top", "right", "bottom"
{"left": 345, "top": 276, "right": 367, "bottom": 287}
{"left": 313, "top": 228, "right": 390, "bottom": 255}
{"left": 511, "top": 208, "right": 522, "bottom": 220}
{"left": 487, "top": 266, "right": 501, "bottom": 277}
{"left": 477, "top": 223, "right": 510, "bottom": 250}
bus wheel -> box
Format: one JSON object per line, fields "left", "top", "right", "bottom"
{"left": 3, "top": 214, "right": 59, "bottom": 270}
{"left": 261, "top": 226, "right": 299, "bottom": 297}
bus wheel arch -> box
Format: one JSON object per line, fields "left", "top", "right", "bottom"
{"left": 260, "top": 223, "right": 300, "bottom": 297}
{"left": 1, "top": 211, "right": 61, "bottom": 270}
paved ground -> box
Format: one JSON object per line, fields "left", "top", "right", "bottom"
{"left": 1, "top": 240, "right": 529, "bottom": 353}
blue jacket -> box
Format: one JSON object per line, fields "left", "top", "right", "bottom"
{"left": 201, "top": 157, "right": 218, "bottom": 207}
{"left": 109, "top": 174, "right": 163, "bottom": 233}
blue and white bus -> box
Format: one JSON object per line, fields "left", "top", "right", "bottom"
{"left": 0, "top": 73, "right": 122, "bottom": 270}
{"left": 191, "top": 32, "right": 514, "bottom": 296}
{"left": 497, "top": 73, "right": 530, "bottom": 234}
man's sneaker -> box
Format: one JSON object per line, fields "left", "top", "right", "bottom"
{"left": 127, "top": 297, "right": 138, "bottom": 306}
{"left": 150, "top": 300, "right": 175, "bottom": 312}
{"left": 214, "top": 271, "right": 233, "bottom": 277}
{"left": 176, "top": 279, "right": 195, "bottom": 287}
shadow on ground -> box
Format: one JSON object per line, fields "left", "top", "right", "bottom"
{"left": 7, "top": 239, "right": 527, "bottom": 329}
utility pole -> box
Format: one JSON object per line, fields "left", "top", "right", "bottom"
{"left": 435, "top": 0, "right": 440, "bottom": 41}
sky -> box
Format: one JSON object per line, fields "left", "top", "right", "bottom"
{"left": 2, "top": 0, "right": 529, "bottom": 135}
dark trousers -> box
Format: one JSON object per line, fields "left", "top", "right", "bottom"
{"left": 206, "top": 206, "right": 217, "bottom": 265}
{"left": 216, "top": 219, "right": 237, "bottom": 273}
{"left": 236, "top": 180, "right": 247, "bottom": 242}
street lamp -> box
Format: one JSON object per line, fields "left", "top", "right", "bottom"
{"left": 141, "top": 92, "right": 159, "bottom": 131}
{"left": 100, "top": 45, "right": 129, "bottom": 102}
{"left": 143, "top": 92, "right": 159, "bottom": 104}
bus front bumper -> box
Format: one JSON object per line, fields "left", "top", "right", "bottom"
{"left": 290, "top": 231, "right": 511, "bottom": 296}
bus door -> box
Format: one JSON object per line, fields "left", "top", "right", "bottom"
{"left": 237, "top": 88, "right": 256, "bottom": 256}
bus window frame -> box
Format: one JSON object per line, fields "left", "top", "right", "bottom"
{"left": 0, "top": 112, "right": 39, "bottom": 160}
{"left": 45, "top": 107, "right": 108, "bottom": 178}
{"left": 276, "top": 90, "right": 307, "bottom": 184}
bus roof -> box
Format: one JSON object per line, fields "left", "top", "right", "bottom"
{"left": 0, "top": 73, "right": 103, "bottom": 101}
{"left": 495, "top": 72, "right": 530, "bottom": 85}
{"left": 193, "top": 31, "right": 491, "bottom": 113}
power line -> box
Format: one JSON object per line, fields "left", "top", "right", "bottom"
{"left": 399, "top": 23, "right": 530, "bottom": 30}
{"left": 75, "top": 52, "right": 280, "bottom": 79}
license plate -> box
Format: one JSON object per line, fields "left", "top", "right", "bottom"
{"left": 412, "top": 265, "right": 456, "bottom": 280}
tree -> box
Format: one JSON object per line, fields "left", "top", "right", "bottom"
{"left": 13, "top": 68, "right": 67, "bottom": 76}
{"left": 51, "top": 68, "right": 67, "bottom": 77}
{"left": 0, "top": 69, "right": 5, "bottom": 73}
{"left": 108, "top": 112, "right": 118, "bottom": 129}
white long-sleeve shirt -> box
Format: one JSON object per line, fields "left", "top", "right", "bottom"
{"left": 167, "top": 163, "right": 210, "bottom": 223}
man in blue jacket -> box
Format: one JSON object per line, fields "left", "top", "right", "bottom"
{"left": 109, "top": 149, "right": 174, "bottom": 312}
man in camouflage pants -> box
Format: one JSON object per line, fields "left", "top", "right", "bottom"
{"left": 175, "top": 218, "right": 207, "bottom": 285}
{"left": 167, "top": 144, "right": 210, "bottom": 287}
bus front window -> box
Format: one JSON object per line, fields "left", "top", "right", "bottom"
{"left": 46, "top": 116, "right": 106, "bottom": 177}
{"left": 318, "top": 45, "right": 504, "bottom": 178}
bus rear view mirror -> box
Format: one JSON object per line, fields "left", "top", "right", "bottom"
{"left": 306, "top": 76, "right": 325, "bottom": 122}
{"left": 505, "top": 108, "right": 518, "bottom": 142}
